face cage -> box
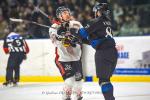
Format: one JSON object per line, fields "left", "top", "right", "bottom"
{"left": 57, "top": 8, "right": 71, "bottom": 18}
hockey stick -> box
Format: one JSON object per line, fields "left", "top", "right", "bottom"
{"left": 34, "top": 6, "right": 60, "bottom": 24}
{"left": 34, "top": 6, "right": 50, "bottom": 18}
{"left": 9, "top": 18, "right": 81, "bottom": 44}
{"left": 9, "top": 18, "right": 50, "bottom": 28}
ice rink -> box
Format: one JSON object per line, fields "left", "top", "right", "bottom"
{"left": 0, "top": 82, "right": 150, "bottom": 100}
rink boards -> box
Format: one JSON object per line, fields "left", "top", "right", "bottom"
{"left": 0, "top": 75, "right": 150, "bottom": 82}
{"left": 0, "top": 36, "right": 150, "bottom": 82}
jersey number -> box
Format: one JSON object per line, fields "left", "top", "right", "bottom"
{"left": 13, "top": 39, "right": 23, "bottom": 47}
{"left": 106, "top": 27, "right": 113, "bottom": 38}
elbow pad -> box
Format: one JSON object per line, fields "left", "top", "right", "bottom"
{"left": 79, "top": 28, "right": 89, "bottom": 39}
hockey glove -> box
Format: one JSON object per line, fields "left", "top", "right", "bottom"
{"left": 62, "top": 37, "right": 71, "bottom": 47}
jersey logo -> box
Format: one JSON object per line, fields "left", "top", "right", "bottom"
{"left": 85, "top": 24, "right": 90, "bottom": 29}
{"left": 105, "top": 27, "right": 113, "bottom": 38}
{"left": 64, "top": 64, "right": 72, "bottom": 71}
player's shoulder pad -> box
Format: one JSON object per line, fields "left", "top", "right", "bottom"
{"left": 49, "top": 23, "right": 59, "bottom": 35}
{"left": 51, "top": 23, "right": 60, "bottom": 29}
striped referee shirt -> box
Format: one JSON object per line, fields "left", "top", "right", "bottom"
{"left": 3, "top": 32, "right": 29, "bottom": 54}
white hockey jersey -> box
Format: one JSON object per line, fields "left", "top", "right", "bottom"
{"left": 49, "top": 20, "right": 83, "bottom": 62}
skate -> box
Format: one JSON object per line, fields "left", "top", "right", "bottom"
{"left": 62, "top": 96, "right": 71, "bottom": 100}
{"left": 13, "top": 81, "right": 18, "bottom": 87}
{"left": 73, "top": 95, "right": 83, "bottom": 100}
{"left": 65, "top": 98, "right": 71, "bottom": 100}
{"left": 77, "top": 96, "right": 83, "bottom": 100}
{"left": 2, "top": 81, "right": 12, "bottom": 86}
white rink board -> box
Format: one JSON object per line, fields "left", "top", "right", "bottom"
{"left": 0, "top": 39, "right": 60, "bottom": 76}
{"left": 0, "top": 36, "right": 150, "bottom": 76}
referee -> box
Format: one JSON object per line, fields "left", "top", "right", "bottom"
{"left": 3, "top": 25, "right": 29, "bottom": 86}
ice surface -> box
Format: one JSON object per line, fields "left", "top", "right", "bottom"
{"left": 0, "top": 82, "right": 150, "bottom": 100}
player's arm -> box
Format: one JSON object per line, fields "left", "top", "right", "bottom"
{"left": 49, "top": 22, "right": 73, "bottom": 47}
{"left": 49, "top": 24, "right": 59, "bottom": 44}
{"left": 68, "top": 20, "right": 90, "bottom": 45}
{"left": 49, "top": 23, "right": 69, "bottom": 47}
{"left": 86, "top": 19, "right": 107, "bottom": 37}
{"left": 77, "top": 22, "right": 90, "bottom": 45}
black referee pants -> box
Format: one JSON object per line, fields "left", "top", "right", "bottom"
{"left": 6, "top": 53, "right": 25, "bottom": 82}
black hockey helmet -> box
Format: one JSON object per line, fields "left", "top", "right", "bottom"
{"left": 93, "top": 3, "right": 110, "bottom": 17}
{"left": 56, "top": 6, "right": 71, "bottom": 18}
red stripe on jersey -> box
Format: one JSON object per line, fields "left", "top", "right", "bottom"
{"left": 55, "top": 47, "right": 65, "bottom": 75}
{"left": 24, "top": 41, "right": 29, "bottom": 54}
{"left": 3, "top": 48, "right": 9, "bottom": 54}
{"left": 55, "top": 47, "right": 59, "bottom": 60}
{"left": 52, "top": 19, "right": 61, "bottom": 25}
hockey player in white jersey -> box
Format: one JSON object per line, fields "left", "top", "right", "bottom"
{"left": 49, "top": 6, "right": 83, "bottom": 100}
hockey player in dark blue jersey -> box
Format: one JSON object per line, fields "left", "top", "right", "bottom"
{"left": 3, "top": 25, "right": 29, "bottom": 86}
{"left": 79, "top": 3, "right": 118, "bottom": 100}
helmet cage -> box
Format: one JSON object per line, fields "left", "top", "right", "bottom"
{"left": 56, "top": 6, "right": 71, "bottom": 18}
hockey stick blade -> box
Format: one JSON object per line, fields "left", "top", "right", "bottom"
{"left": 9, "top": 17, "right": 58, "bottom": 29}
{"left": 9, "top": 18, "right": 23, "bottom": 22}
